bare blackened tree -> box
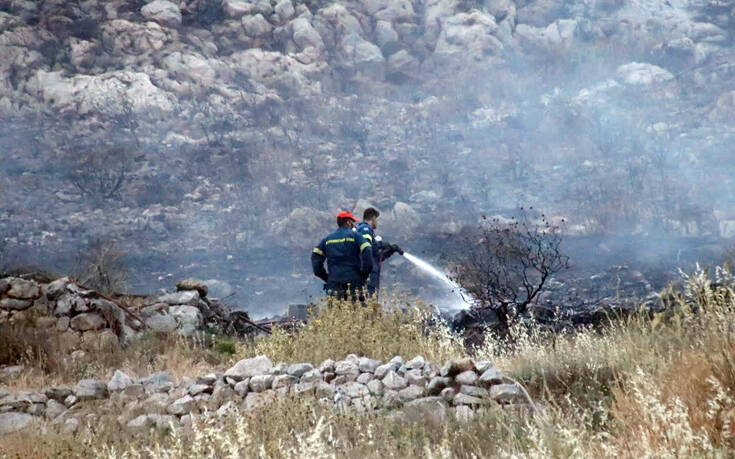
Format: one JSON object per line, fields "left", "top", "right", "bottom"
{"left": 453, "top": 209, "right": 569, "bottom": 332}
{"left": 66, "top": 145, "right": 135, "bottom": 205}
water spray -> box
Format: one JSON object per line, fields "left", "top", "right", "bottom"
{"left": 403, "top": 252, "right": 473, "bottom": 311}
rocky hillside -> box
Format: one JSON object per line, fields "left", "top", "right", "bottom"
{"left": 1, "top": 0, "right": 734, "bottom": 313}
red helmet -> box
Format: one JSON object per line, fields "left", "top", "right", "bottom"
{"left": 336, "top": 211, "right": 357, "bottom": 222}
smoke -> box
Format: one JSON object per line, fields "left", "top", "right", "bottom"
{"left": 0, "top": 0, "right": 734, "bottom": 317}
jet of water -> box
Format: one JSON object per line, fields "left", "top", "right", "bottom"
{"left": 403, "top": 252, "right": 473, "bottom": 311}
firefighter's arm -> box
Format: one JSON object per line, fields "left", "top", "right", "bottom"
{"left": 311, "top": 241, "right": 328, "bottom": 282}
{"left": 358, "top": 234, "right": 373, "bottom": 275}
{"left": 380, "top": 241, "right": 404, "bottom": 261}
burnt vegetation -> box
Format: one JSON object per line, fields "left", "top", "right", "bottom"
{"left": 453, "top": 209, "right": 569, "bottom": 333}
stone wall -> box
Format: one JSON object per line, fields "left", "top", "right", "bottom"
{"left": 0, "top": 354, "right": 529, "bottom": 435}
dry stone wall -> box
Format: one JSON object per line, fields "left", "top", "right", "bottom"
{"left": 0, "top": 354, "right": 529, "bottom": 436}
{"left": 0, "top": 276, "right": 257, "bottom": 355}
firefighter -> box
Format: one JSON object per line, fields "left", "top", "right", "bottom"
{"left": 356, "top": 207, "right": 403, "bottom": 297}
{"left": 311, "top": 211, "right": 373, "bottom": 301}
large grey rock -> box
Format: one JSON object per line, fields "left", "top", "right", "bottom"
{"left": 140, "top": 372, "right": 174, "bottom": 393}
{"left": 249, "top": 374, "right": 275, "bottom": 392}
{"left": 340, "top": 33, "right": 384, "bottom": 76}
{"left": 334, "top": 361, "right": 359, "bottom": 379}
{"left": 0, "top": 412, "right": 34, "bottom": 434}
{"left": 382, "top": 371, "right": 408, "bottom": 390}
{"left": 478, "top": 368, "right": 504, "bottom": 387}
{"left": 460, "top": 385, "right": 489, "bottom": 398}
{"left": 367, "top": 379, "right": 384, "bottom": 396}
{"left": 375, "top": 362, "right": 399, "bottom": 379}
{"left": 45, "top": 278, "right": 69, "bottom": 299}
{"left": 356, "top": 373, "right": 374, "bottom": 384}
{"left": 234, "top": 380, "right": 250, "bottom": 396}
{"left": 427, "top": 377, "right": 451, "bottom": 395}
{"left": 292, "top": 17, "right": 324, "bottom": 51}
{"left": 300, "top": 369, "right": 322, "bottom": 383}
{"left": 169, "top": 306, "right": 203, "bottom": 335}
{"left": 167, "top": 395, "right": 196, "bottom": 415}
{"left": 286, "top": 363, "right": 313, "bottom": 378}
{"left": 156, "top": 291, "right": 200, "bottom": 306}
{"left": 188, "top": 384, "right": 211, "bottom": 396}
{"left": 224, "top": 0, "right": 256, "bottom": 18}
{"left": 398, "top": 384, "right": 425, "bottom": 402}
{"left": 490, "top": 384, "right": 525, "bottom": 403}
{"left": 145, "top": 313, "right": 178, "bottom": 333}
{"left": 275, "top": 0, "right": 295, "bottom": 22}
{"left": 455, "top": 370, "right": 478, "bottom": 386}
{"left": 406, "top": 356, "right": 426, "bottom": 370}
{"left": 358, "top": 357, "right": 381, "bottom": 373}
{"left": 74, "top": 379, "right": 108, "bottom": 401}
{"left": 176, "top": 279, "right": 208, "bottom": 297}
{"left": 440, "top": 358, "right": 475, "bottom": 377}
{"left": 475, "top": 360, "right": 494, "bottom": 373}
{"left": 318, "top": 359, "right": 335, "bottom": 373}
{"left": 141, "top": 0, "right": 181, "bottom": 26}
{"left": 108, "top": 370, "right": 134, "bottom": 392}
{"left": 6, "top": 278, "right": 40, "bottom": 300}
{"left": 243, "top": 14, "right": 273, "bottom": 37}
{"left": 453, "top": 393, "right": 486, "bottom": 406}
{"left": 405, "top": 369, "right": 426, "bottom": 386}
{"left": 339, "top": 382, "right": 369, "bottom": 398}
{"left": 45, "top": 399, "right": 66, "bottom": 420}
{"left": 0, "top": 298, "right": 32, "bottom": 310}
{"left": 70, "top": 313, "right": 106, "bottom": 331}
{"left": 617, "top": 62, "right": 674, "bottom": 86}
{"left": 225, "top": 355, "right": 273, "bottom": 381}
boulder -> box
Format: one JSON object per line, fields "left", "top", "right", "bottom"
{"left": 356, "top": 373, "right": 374, "bottom": 384}
{"left": 375, "top": 362, "right": 400, "bottom": 379}
{"left": 460, "top": 385, "right": 489, "bottom": 397}
{"left": 339, "top": 382, "right": 370, "bottom": 398}
{"left": 156, "top": 291, "right": 200, "bottom": 306}
{"left": 398, "top": 384, "right": 425, "bottom": 402}
{"left": 141, "top": 0, "right": 181, "bottom": 26}
{"left": 224, "top": 0, "right": 256, "bottom": 18}
{"left": 382, "top": 371, "right": 408, "bottom": 390}
{"left": 167, "top": 395, "right": 196, "bottom": 415}
{"left": 243, "top": 14, "right": 273, "bottom": 38}
{"left": 292, "top": 18, "right": 325, "bottom": 52}
{"left": 176, "top": 279, "right": 208, "bottom": 297}
{"left": 478, "top": 368, "right": 503, "bottom": 387}
{"left": 169, "top": 306, "right": 203, "bottom": 335}
{"left": 300, "top": 369, "right": 322, "bottom": 383}
{"left": 249, "top": 374, "right": 275, "bottom": 392}
{"left": 427, "top": 376, "right": 451, "bottom": 395}
{"left": 6, "top": 278, "right": 40, "bottom": 300}
{"left": 45, "top": 399, "right": 66, "bottom": 420}
{"left": 455, "top": 370, "right": 478, "bottom": 385}
{"left": 74, "top": 379, "right": 108, "bottom": 401}
{"left": 108, "top": 370, "right": 134, "bottom": 392}
{"left": 275, "top": 0, "right": 295, "bottom": 22}
{"left": 225, "top": 355, "right": 273, "bottom": 381}
{"left": 0, "top": 298, "right": 32, "bottom": 310}
{"left": 145, "top": 313, "right": 178, "bottom": 333}
{"left": 339, "top": 33, "right": 385, "bottom": 78}
{"left": 616, "top": 62, "right": 674, "bottom": 85}
{"left": 453, "top": 393, "right": 486, "bottom": 406}
{"left": 490, "top": 384, "right": 525, "bottom": 403}
{"left": 0, "top": 412, "right": 34, "bottom": 434}
{"left": 367, "top": 379, "right": 384, "bottom": 396}
{"left": 285, "top": 363, "right": 313, "bottom": 378}
{"left": 234, "top": 380, "right": 250, "bottom": 396}
{"left": 440, "top": 358, "right": 475, "bottom": 377}
{"left": 70, "top": 313, "right": 106, "bottom": 331}
{"left": 140, "top": 372, "right": 174, "bottom": 393}
{"left": 357, "top": 357, "right": 381, "bottom": 373}
{"left": 45, "top": 278, "right": 69, "bottom": 299}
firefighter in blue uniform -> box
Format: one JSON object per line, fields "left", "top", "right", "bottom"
{"left": 311, "top": 211, "right": 373, "bottom": 301}
{"left": 355, "top": 207, "right": 403, "bottom": 297}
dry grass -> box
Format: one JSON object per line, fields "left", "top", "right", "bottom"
{"left": 244, "top": 296, "right": 465, "bottom": 364}
{"left": 0, "top": 327, "right": 238, "bottom": 390}
{"left": 3, "top": 266, "right": 735, "bottom": 457}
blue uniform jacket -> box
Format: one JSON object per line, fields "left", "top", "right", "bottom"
{"left": 311, "top": 226, "right": 373, "bottom": 285}
{"left": 356, "top": 221, "right": 380, "bottom": 274}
